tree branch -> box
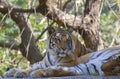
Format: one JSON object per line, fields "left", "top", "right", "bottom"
{"left": 0, "top": 1, "right": 43, "bottom": 64}
{"left": 36, "top": 0, "right": 82, "bottom": 30}
{"left": 35, "top": 22, "right": 55, "bottom": 43}
{"left": 0, "top": 1, "right": 79, "bottom": 29}
{"left": 0, "top": 42, "right": 19, "bottom": 50}
{"left": 0, "top": 1, "right": 81, "bottom": 29}
{"left": 0, "top": 5, "right": 36, "bottom": 13}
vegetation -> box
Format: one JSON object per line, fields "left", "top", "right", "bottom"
{"left": 0, "top": 0, "right": 120, "bottom": 77}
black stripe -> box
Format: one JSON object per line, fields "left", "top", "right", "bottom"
{"left": 67, "top": 33, "right": 72, "bottom": 51}
{"left": 70, "top": 36, "right": 72, "bottom": 50}
{"left": 49, "top": 38, "right": 53, "bottom": 49}
{"left": 44, "top": 61, "right": 48, "bottom": 67}
{"left": 76, "top": 65, "right": 84, "bottom": 74}
{"left": 103, "top": 57, "right": 112, "bottom": 62}
{"left": 90, "top": 50, "right": 109, "bottom": 60}
{"left": 85, "top": 63, "right": 90, "bottom": 74}
{"left": 47, "top": 52, "right": 53, "bottom": 65}
{"left": 92, "top": 52, "right": 103, "bottom": 59}
{"left": 57, "top": 57, "right": 62, "bottom": 63}
{"left": 91, "top": 48, "right": 118, "bottom": 60}
{"left": 103, "top": 49, "right": 119, "bottom": 59}
{"left": 54, "top": 58, "right": 63, "bottom": 66}
{"left": 91, "top": 64, "right": 99, "bottom": 75}
{"left": 83, "top": 45, "right": 87, "bottom": 55}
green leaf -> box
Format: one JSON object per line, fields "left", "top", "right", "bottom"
{"left": 114, "top": 0, "right": 119, "bottom": 3}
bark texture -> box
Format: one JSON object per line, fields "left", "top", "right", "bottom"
{"left": 37, "top": 0, "right": 104, "bottom": 51}
{"left": 79, "top": 0, "right": 104, "bottom": 50}
{"left": 0, "top": 2, "right": 43, "bottom": 64}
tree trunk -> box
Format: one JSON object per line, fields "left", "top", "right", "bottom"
{"left": 79, "top": 0, "right": 104, "bottom": 50}
{"left": 0, "top": 2, "right": 43, "bottom": 64}
{"left": 12, "top": 13, "right": 43, "bottom": 64}
{"left": 37, "top": 0, "right": 104, "bottom": 51}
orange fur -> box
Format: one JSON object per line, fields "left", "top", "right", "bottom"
{"left": 4, "top": 28, "right": 120, "bottom": 78}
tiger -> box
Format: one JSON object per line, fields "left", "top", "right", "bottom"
{"left": 4, "top": 27, "right": 120, "bottom": 78}
{"left": 4, "top": 27, "right": 91, "bottom": 78}
{"left": 27, "top": 46, "right": 120, "bottom": 77}
{"left": 28, "top": 46, "right": 120, "bottom": 77}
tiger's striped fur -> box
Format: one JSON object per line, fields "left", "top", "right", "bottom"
{"left": 29, "top": 27, "right": 90, "bottom": 70}
{"left": 4, "top": 27, "right": 120, "bottom": 78}
{"left": 68, "top": 46, "right": 120, "bottom": 76}
{"left": 29, "top": 46, "right": 120, "bottom": 77}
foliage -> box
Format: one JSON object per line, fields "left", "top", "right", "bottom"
{"left": 0, "top": 0, "right": 120, "bottom": 77}
{"left": 100, "top": 0, "right": 120, "bottom": 47}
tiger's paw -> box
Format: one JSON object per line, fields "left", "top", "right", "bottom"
{"left": 30, "top": 67, "right": 60, "bottom": 78}
{"left": 30, "top": 69, "right": 46, "bottom": 78}
{"left": 4, "top": 68, "right": 17, "bottom": 78}
{"left": 43, "top": 68, "right": 62, "bottom": 77}
{"left": 14, "top": 70, "right": 29, "bottom": 78}
{"left": 42, "top": 67, "right": 78, "bottom": 77}
{"left": 4, "top": 68, "right": 23, "bottom": 78}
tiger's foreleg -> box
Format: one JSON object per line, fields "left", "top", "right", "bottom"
{"left": 102, "top": 55, "right": 120, "bottom": 75}
{"left": 30, "top": 67, "right": 78, "bottom": 78}
{"left": 14, "top": 69, "right": 33, "bottom": 78}
{"left": 4, "top": 68, "right": 33, "bottom": 78}
{"left": 4, "top": 68, "right": 32, "bottom": 78}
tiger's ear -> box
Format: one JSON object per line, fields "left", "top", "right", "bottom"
{"left": 47, "top": 26, "right": 55, "bottom": 35}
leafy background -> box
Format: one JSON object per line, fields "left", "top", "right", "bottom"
{"left": 0, "top": 0, "right": 120, "bottom": 76}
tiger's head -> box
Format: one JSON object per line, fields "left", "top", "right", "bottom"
{"left": 46, "top": 27, "right": 75, "bottom": 58}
